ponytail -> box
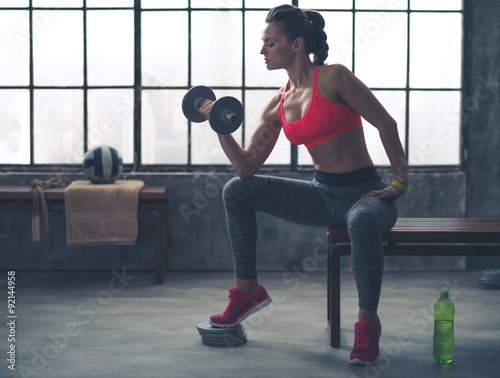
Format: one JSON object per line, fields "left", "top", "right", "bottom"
{"left": 304, "top": 10, "right": 329, "bottom": 65}
{"left": 266, "top": 5, "right": 329, "bottom": 65}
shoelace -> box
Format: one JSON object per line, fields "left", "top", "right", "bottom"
{"left": 222, "top": 288, "right": 246, "bottom": 318}
{"left": 354, "top": 323, "right": 373, "bottom": 350}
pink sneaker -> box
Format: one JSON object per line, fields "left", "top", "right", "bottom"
{"left": 349, "top": 318, "right": 381, "bottom": 365}
{"left": 209, "top": 284, "right": 272, "bottom": 328}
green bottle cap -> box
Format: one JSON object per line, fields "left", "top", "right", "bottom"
{"left": 440, "top": 287, "right": 449, "bottom": 298}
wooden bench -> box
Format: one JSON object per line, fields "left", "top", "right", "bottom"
{"left": 327, "top": 218, "right": 500, "bottom": 347}
{"left": 0, "top": 185, "right": 169, "bottom": 284}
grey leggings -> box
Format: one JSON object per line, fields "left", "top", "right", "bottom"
{"left": 222, "top": 168, "right": 398, "bottom": 312}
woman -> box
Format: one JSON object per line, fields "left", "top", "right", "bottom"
{"left": 201, "top": 4, "right": 408, "bottom": 365}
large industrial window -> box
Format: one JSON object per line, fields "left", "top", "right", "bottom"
{"left": 0, "top": 0, "right": 463, "bottom": 170}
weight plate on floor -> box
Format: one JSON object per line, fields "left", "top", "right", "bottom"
{"left": 201, "top": 338, "right": 247, "bottom": 347}
{"left": 198, "top": 329, "right": 247, "bottom": 339}
{"left": 478, "top": 269, "right": 500, "bottom": 278}
{"left": 200, "top": 331, "right": 247, "bottom": 340}
{"left": 477, "top": 282, "right": 500, "bottom": 289}
{"left": 182, "top": 86, "right": 216, "bottom": 123}
{"left": 197, "top": 321, "right": 243, "bottom": 334}
{"left": 477, "top": 269, "right": 500, "bottom": 289}
{"left": 201, "top": 334, "right": 247, "bottom": 344}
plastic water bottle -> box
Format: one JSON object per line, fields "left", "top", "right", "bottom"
{"left": 433, "top": 287, "right": 455, "bottom": 363}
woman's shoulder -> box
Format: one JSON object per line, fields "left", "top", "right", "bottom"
{"left": 267, "top": 86, "right": 285, "bottom": 108}
{"left": 320, "top": 63, "right": 354, "bottom": 80}
{"left": 317, "top": 64, "right": 355, "bottom": 101}
{"left": 259, "top": 87, "right": 286, "bottom": 124}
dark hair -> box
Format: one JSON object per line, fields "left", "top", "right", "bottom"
{"left": 265, "top": 4, "right": 329, "bottom": 65}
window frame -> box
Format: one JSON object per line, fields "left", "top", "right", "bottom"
{"left": 0, "top": 0, "right": 468, "bottom": 174}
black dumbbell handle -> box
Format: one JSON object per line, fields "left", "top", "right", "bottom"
{"left": 193, "top": 98, "right": 236, "bottom": 124}
{"left": 220, "top": 109, "right": 238, "bottom": 123}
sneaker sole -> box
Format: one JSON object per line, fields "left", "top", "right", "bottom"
{"left": 209, "top": 295, "right": 272, "bottom": 328}
{"left": 349, "top": 356, "right": 379, "bottom": 366}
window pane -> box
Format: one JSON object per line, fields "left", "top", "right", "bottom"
{"left": 87, "top": 10, "right": 134, "bottom": 86}
{"left": 32, "top": 0, "right": 82, "bottom": 6}
{"left": 245, "top": 90, "right": 290, "bottom": 165}
{"left": 142, "top": 90, "right": 187, "bottom": 164}
{"left": 298, "top": 144, "right": 309, "bottom": 166}
{"left": 34, "top": 90, "right": 83, "bottom": 164}
{"left": 191, "top": 0, "right": 242, "bottom": 8}
{"left": 86, "top": 0, "right": 133, "bottom": 7}
{"left": 142, "top": 12, "right": 187, "bottom": 87}
{"left": 0, "top": 11, "right": 29, "bottom": 86}
{"left": 408, "top": 91, "right": 460, "bottom": 165}
{"left": 33, "top": 10, "right": 83, "bottom": 86}
{"left": 356, "top": 0, "right": 407, "bottom": 10}
{"left": 246, "top": 0, "right": 289, "bottom": 8}
{"left": 299, "top": 0, "right": 352, "bottom": 9}
{"left": 355, "top": 12, "right": 407, "bottom": 88}
{"left": 0, "top": 90, "right": 30, "bottom": 164}
{"left": 0, "top": 0, "right": 28, "bottom": 6}
{"left": 88, "top": 89, "right": 134, "bottom": 163}
{"left": 245, "top": 11, "right": 287, "bottom": 87}
{"left": 142, "top": 0, "right": 187, "bottom": 8}
{"left": 192, "top": 11, "right": 242, "bottom": 87}
{"left": 410, "top": 13, "right": 461, "bottom": 88}
{"left": 410, "top": 0, "right": 462, "bottom": 11}
{"left": 363, "top": 91, "right": 406, "bottom": 166}
{"left": 191, "top": 89, "right": 243, "bottom": 165}
{"left": 323, "top": 11, "right": 352, "bottom": 67}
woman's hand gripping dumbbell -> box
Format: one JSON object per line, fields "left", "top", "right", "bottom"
{"left": 182, "top": 86, "right": 244, "bottom": 135}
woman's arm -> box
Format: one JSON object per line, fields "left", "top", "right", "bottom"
{"left": 331, "top": 64, "right": 409, "bottom": 203}
{"left": 200, "top": 91, "right": 283, "bottom": 179}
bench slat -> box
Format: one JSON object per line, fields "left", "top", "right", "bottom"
{"left": 329, "top": 218, "right": 500, "bottom": 243}
{"left": 0, "top": 185, "right": 167, "bottom": 201}
{"left": 331, "top": 244, "right": 500, "bottom": 256}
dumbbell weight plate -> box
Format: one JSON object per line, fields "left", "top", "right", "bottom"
{"left": 209, "top": 96, "right": 244, "bottom": 135}
{"left": 182, "top": 86, "right": 216, "bottom": 123}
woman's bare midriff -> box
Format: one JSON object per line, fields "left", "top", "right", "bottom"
{"left": 307, "top": 126, "right": 374, "bottom": 173}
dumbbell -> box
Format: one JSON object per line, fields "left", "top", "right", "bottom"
{"left": 182, "top": 86, "right": 244, "bottom": 135}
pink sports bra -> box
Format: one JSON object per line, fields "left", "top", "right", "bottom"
{"left": 278, "top": 66, "right": 362, "bottom": 148}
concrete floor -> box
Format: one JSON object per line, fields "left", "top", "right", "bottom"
{"left": 1, "top": 269, "right": 499, "bottom": 378}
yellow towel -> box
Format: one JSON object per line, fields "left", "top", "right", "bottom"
{"left": 65, "top": 180, "right": 145, "bottom": 246}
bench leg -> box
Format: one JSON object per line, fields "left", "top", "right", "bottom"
{"left": 328, "top": 240, "right": 341, "bottom": 348}
{"left": 154, "top": 206, "right": 168, "bottom": 284}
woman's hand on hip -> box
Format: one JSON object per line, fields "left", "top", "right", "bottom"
{"left": 364, "top": 185, "right": 406, "bottom": 206}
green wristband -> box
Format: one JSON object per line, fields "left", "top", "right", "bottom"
{"left": 392, "top": 180, "right": 408, "bottom": 192}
